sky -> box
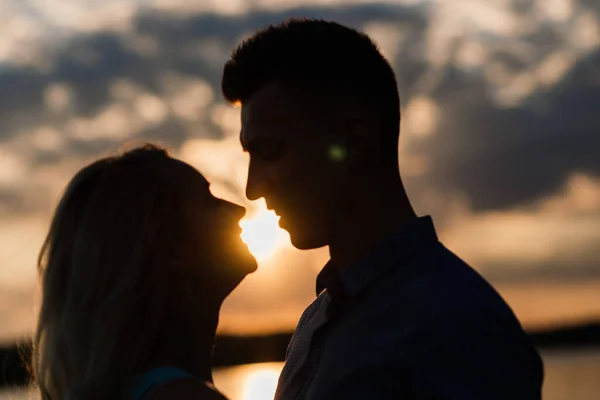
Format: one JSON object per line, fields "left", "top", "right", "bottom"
{"left": 0, "top": 0, "right": 599, "bottom": 342}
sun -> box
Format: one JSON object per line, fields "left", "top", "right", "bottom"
{"left": 239, "top": 200, "right": 290, "bottom": 261}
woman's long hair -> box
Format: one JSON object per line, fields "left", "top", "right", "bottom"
{"left": 33, "top": 145, "right": 187, "bottom": 399}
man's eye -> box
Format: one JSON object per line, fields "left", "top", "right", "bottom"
{"left": 256, "top": 143, "right": 280, "bottom": 161}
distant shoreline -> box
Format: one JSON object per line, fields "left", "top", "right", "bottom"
{"left": 2, "top": 321, "right": 599, "bottom": 388}
{"left": 528, "top": 321, "right": 600, "bottom": 348}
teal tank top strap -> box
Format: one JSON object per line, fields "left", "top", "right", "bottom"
{"left": 131, "top": 366, "right": 196, "bottom": 400}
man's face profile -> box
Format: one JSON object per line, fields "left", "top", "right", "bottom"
{"left": 240, "top": 83, "right": 348, "bottom": 250}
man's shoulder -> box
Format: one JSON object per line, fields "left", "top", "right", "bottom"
{"left": 339, "top": 245, "right": 538, "bottom": 360}
{"left": 360, "top": 244, "right": 524, "bottom": 336}
{"left": 383, "top": 243, "right": 508, "bottom": 307}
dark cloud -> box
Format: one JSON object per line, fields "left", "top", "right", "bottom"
{"left": 0, "top": 67, "right": 47, "bottom": 140}
{"left": 406, "top": 49, "right": 600, "bottom": 211}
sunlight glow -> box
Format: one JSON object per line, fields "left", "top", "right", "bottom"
{"left": 241, "top": 366, "right": 281, "bottom": 400}
{"left": 240, "top": 200, "right": 290, "bottom": 261}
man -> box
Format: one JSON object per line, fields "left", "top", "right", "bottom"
{"left": 222, "top": 19, "right": 543, "bottom": 399}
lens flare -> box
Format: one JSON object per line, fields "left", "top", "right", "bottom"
{"left": 328, "top": 144, "right": 346, "bottom": 161}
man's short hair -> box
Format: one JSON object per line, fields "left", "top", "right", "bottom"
{"left": 222, "top": 18, "right": 401, "bottom": 160}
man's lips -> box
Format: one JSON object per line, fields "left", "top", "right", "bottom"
{"left": 267, "top": 206, "right": 286, "bottom": 227}
{"left": 265, "top": 203, "right": 290, "bottom": 228}
{"left": 266, "top": 203, "right": 281, "bottom": 217}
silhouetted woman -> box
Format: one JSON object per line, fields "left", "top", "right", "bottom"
{"left": 32, "top": 144, "right": 257, "bottom": 399}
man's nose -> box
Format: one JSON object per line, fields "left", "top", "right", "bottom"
{"left": 245, "top": 162, "right": 266, "bottom": 201}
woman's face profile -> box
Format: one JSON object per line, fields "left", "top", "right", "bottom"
{"left": 170, "top": 159, "right": 257, "bottom": 296}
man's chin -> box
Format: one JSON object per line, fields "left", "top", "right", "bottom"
{"left": 288, "top": 231, "right": 327, "bottom": 250}
{"left": 279, "top": 218, "right": 328, "bottom": 250}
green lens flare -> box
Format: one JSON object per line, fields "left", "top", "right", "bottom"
{"left": 328, "top": 145, "right": 346, "bottom": 161}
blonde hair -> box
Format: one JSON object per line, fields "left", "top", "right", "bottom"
{"left": 33, "top": 145, "right": 188, "bottom": 399}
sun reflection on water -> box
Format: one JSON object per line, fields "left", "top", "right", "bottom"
{"left": 214, "top": 362, "right": 283, "bottom": 400}
{"left": 241, "top": 366, "right": 281, "bottom": 400}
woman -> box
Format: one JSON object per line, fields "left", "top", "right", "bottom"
{"left": 32, "top": 144, "right": 257, "bottom": 399}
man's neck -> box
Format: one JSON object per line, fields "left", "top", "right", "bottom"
{"left": 328, "top": 184, "right": 416, "bottom": 268}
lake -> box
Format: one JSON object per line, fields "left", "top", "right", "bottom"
{"left": 2, "top": 348, "right": 599, "bottom": 399}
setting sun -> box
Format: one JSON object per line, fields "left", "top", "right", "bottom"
{"left": 240, "top": 200, "right": 290, "bottom": 261}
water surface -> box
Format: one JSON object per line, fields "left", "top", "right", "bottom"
{"left": 2, "top": 349, "right": 599, "bottom": 400}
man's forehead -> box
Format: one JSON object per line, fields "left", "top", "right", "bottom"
{"left": 242, "top": 83, "right": 295, "bottom": 122}
{"left": 240, "top": 119, "right": 285, "bottom": 152}
{"left": 240, "top": 82, "right": 334, "bottom": 146}
{"left": 240, "top": 84, "right": 298, "bottom": 146}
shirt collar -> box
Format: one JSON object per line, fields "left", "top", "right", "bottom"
{"left": 316, "top": 216, "right": 438, "bottom": 298}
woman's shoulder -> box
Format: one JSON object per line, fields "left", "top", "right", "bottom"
{"left": 144, "top": 378, "right": 228, "bottom": 400}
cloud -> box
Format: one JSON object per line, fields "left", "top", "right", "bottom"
{"left": 441, "top": 173, "right": 600, "bottom": 280}
{"left": 403, "top": 47, "right": 600, "bottom": 213}
{"left": 0, "top": 0, "right": 600, "bottom": 338}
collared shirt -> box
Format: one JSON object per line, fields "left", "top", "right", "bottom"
{"left": 275, "top": 216, "right": 544, "bottom": 400}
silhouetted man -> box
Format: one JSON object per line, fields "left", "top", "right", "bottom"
{"left": 222, "top": 19, "right": 544, "bottom": 399}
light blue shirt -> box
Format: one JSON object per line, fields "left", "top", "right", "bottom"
{"left": 275, "top": 216, "right": 543, "bottom": 399}
{"left": 131, "top": 366, "right": 195, "bottom": 399}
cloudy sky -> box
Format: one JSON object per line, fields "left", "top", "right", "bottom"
{"left": 0, "top": 0, "right": 599, "bottom": 342}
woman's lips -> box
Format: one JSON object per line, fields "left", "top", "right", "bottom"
{"left": 266, "top": 202, "right": 281, "bottom": 216}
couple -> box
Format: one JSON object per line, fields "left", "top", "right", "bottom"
{"left": 32, "top": 19, "right": 544, "bottom": 399}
